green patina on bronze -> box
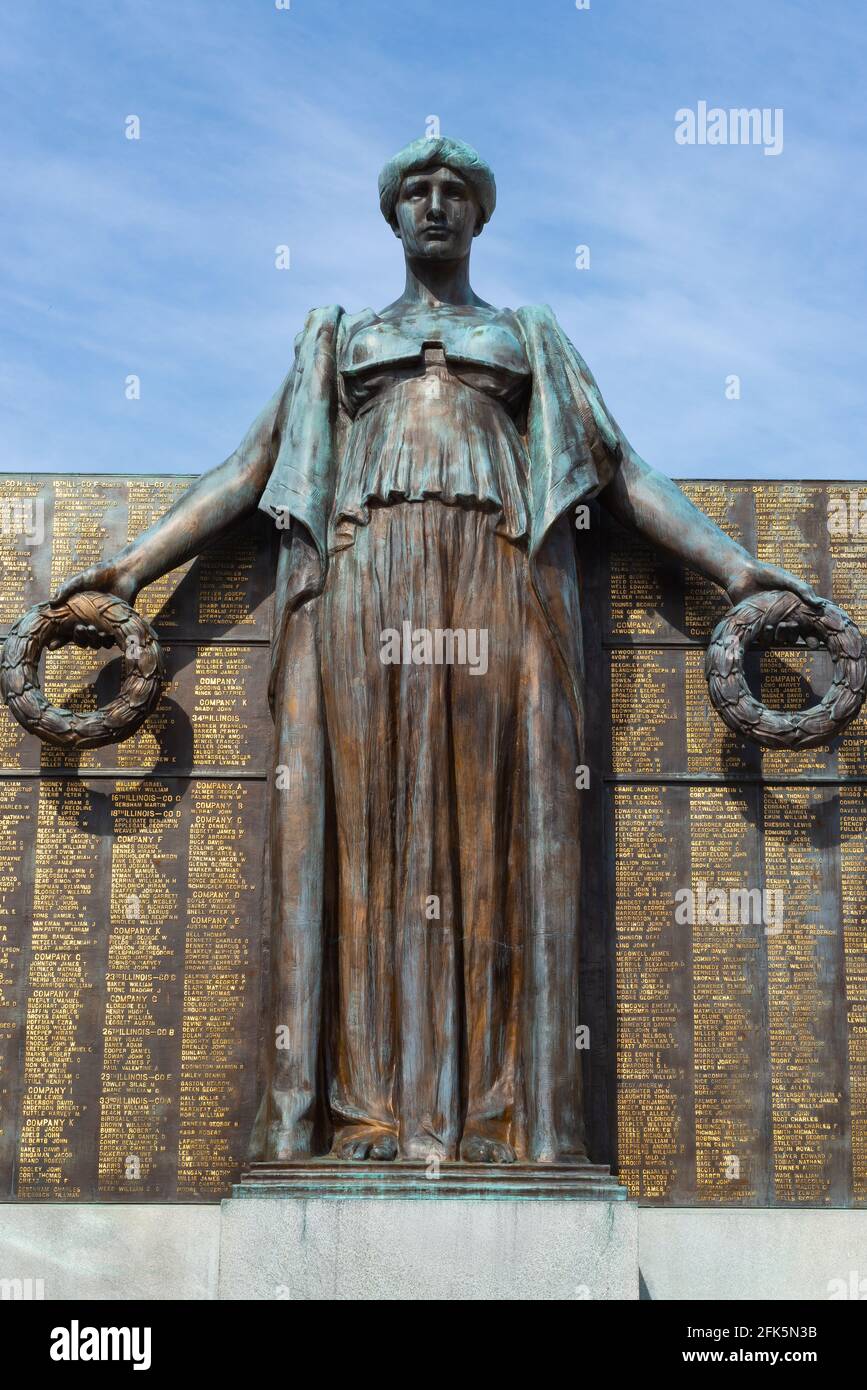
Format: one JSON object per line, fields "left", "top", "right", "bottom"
{"left": 37, "top": 136, "right": 832, "bottom": 1175}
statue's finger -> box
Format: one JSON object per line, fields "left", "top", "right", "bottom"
{"left": 50, "top": 575, "right": 84, "bottom": 606}
{"left": 787, "top": 576, "right": 822, "bottom": 608}
{"left": 760, "top": 565, "right": 822, "bottom": 610}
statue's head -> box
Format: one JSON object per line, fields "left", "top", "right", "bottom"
{"left": 378, "top": 136, "right": 496, "bottom": 262}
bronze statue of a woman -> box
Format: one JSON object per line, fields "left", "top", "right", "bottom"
{"left": 49, "top": 136, "right": 821, "bottom": 1168}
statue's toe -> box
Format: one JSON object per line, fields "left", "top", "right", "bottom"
{"left": 333, "top": 1125, "right": 398, "bottom": 1161}
{"left": 459, "top": 1133, "right": 516, "bottom": 1164}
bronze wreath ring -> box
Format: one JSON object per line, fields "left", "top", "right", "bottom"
{"left": 0, "top": 592, "right": 165, "bottom": 750}
{"left": 704, "top": 590, "right": 867, "bottom": 750}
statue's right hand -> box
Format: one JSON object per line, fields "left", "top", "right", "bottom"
{"left": 47, "top": 563, "right": 140, "bottom": 650}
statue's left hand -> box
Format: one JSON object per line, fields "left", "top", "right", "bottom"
{"left": 724, "top": 558, "right": 824, "bottom": 648}
{"left": 46, "top": 561, "right": 140, "bottom": 651}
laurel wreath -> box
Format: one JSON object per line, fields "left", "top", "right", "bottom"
{"left": 0, "top": 592, "right": 165, "bottom": 750}
{"left": 704, "top": 590, "right": 867, "bottom": 750}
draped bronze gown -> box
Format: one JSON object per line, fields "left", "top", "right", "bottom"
{"left": 265, "top": 310, "right": 586, "bottom": 1164}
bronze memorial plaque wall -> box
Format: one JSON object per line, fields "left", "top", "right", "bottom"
{"left": 0, "top": 473, "right": 865, "bottom": 1204}
{"left": 581, "top": 479, "right": 867, "bottom": 1207}
{"left": 0, "top": 475, "right": 274, "bottom": 1201}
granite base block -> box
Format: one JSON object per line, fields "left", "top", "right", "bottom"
{"left": 218, "top": 1194, "right": 639, "bottom": 1300}
{"left": 639, "top": 1208, "right": 867, "bottom": 1301}
{"left": 0, "top": 1203, "right": 220, "bottom": 1301}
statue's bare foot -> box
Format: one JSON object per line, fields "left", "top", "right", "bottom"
{"left": 401, "top": 1134, "right": 451, "bottom": 1162}
{"left": 535, "top": 1149, "right": 592, "bottom": 1165}
{"left": 266, "top": 1121, "right": 315, "bottom": 1161}
{"left": 459, "top": 1132, "right": 516, "bottom": 1164}
{"left": 332, "top": 1125, "right": 398, "bottom": 1161}
{"left": 248, "top": 1090, "right": 315, "bottom": 1161}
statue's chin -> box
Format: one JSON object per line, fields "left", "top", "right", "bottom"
{"left": 407, "top": 241, "right": 464, "bottom": 262}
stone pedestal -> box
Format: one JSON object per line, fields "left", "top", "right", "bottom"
{"left": 219, "top": 1162, "right": 638, "bottom": 1300}
{"left": 5, "top": 1203, "right": 866, "bottom": 1299}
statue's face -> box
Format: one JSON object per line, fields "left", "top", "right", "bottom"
{"left": 393, "top": 164, "right": 483, "bottom": 259}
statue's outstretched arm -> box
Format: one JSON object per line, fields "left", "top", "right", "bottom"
{"left": 48, "top": 374, "right": 291, "bottom": 646}
{"left": 599, "top": 440, "right": 821, "bottom": 612}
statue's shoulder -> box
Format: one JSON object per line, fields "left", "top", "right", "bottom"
{"left": 338, "top": 305, "right": 378, "bottom": 333}
{"left": 513, "top": 303, "right": 561, "bottom": 332}
{"left": 510, "top": 305, "right": 576, "bottom": 365}
{"left": 514, "top": 305, "right": 594, "bottom": 371}
{"left": 287, "top": 306, "right": 378, "bottom": 369}
{"left": 292, "top": 304, "right": 377, "bottom": 357}
{"left": 292, "top": 304, "right": 345, "bottom": 341}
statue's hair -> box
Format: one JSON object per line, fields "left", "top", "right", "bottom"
{"left": 378, "top": 136, "right": 496, "bottom": 228}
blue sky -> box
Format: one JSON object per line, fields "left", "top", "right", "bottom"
{"left": 1, "top": 0, "right": 864, "bottom": 480}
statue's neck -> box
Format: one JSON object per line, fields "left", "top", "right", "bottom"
{"left": 399, "top": 256, "right": 480, "bottom": 308}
